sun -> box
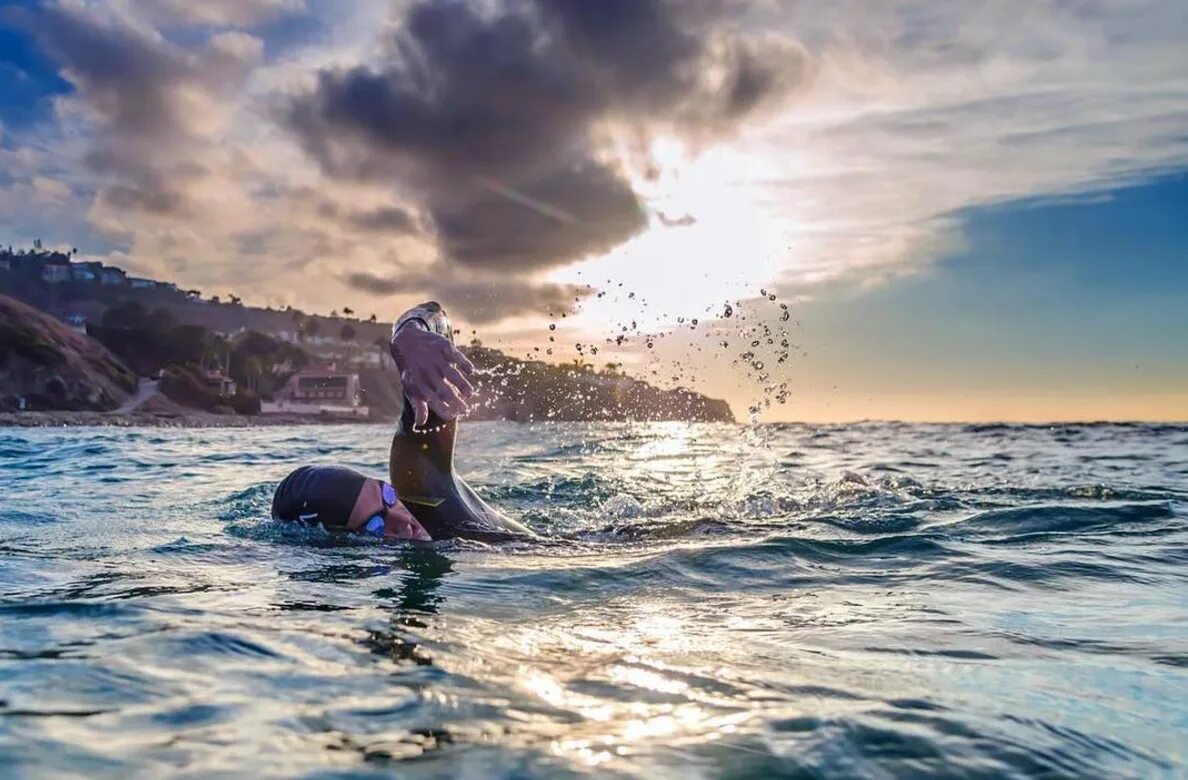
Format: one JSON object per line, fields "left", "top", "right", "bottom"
{"left": 550, "top": 138, "right": 795, "bottom": 333}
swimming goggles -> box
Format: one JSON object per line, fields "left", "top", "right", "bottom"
{"left": 363, "top": 482, "right": 399, "bottom": 536}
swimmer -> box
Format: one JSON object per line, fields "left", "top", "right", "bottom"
{"left": 271, "top": 302, "right": 533, "bottom": 542}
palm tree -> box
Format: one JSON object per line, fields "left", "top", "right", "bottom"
{"left": 342, "top": 307, "right": 354, "bottom": 317}
{"left": 244, "top": 356, "right": 264, "bottom": 394}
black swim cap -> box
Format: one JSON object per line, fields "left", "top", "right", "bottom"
{"left": 271, "top": 465, "right": 368, "bottom": 530}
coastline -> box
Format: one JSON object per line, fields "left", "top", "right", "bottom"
{"left": 0, "top": 411, "right": 392, "bottom": 428}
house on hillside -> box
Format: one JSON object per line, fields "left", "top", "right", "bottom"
{"left": 41, "top": 262, "right": 70, "bottom": 283}
{"left": 65, "top": 314, "right": 88, "bottom": 334}
{"left": 262, "top": 366, "right": 369, "bottom": 417}
{"left": 99, "top": 267, "right": 126, "bottom": 285}
{"left": 129, "top": 277, "right": 154, "bottom": 289}
{"left": 292, "top": 369, "right": 361, "bottom": 405}
{"left": 0, "top": 257, "right": 10, "bottom": 272}
{"left": 71, "top": 265, "right": 96, "bottom": 282}
{"left": 204, "top": 371, "right": 237, "bottom": 398}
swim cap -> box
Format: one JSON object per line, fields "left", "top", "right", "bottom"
{"left": 271, "top": 465, "right": 368, "bottom": 530}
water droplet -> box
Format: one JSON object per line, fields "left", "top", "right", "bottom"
{"left": 549, "top": 323, "right": 556, "bottom": 331}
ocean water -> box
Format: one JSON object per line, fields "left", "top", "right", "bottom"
{"left": 1, "top": 421, "right": 1186, "bottom": 778}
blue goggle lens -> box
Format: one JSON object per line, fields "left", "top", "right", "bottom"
{"left": 364, "top": 483, "right": 399, "bottom": 536}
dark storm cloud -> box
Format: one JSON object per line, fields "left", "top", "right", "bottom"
{"left": 286, "top": 0, "right": 807, "bottom": 272}
{"left": 434, "top": 162, "right": 646, "bottom": 270}
{"left": 348, "top": 206, "right": 419, "bottom": 234}
{"left": 314, "top": 199, "right": 422, "bottom": 235}
{"left": 344, "top": 267, "right": 591, "bottom": 325}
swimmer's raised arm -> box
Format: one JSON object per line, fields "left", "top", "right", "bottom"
{"left": 390, "top": 303, "right": 475, "bottom": 428}
{"left": 386, "top": 303, "right": 534, "bottom": 542}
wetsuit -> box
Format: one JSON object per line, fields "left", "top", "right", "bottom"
{"left": 388, "top": 303, "right": 535, "bottom": 543}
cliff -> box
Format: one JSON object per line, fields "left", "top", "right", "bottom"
{"left": 0, "top": 294, "right": 137, "bottom": 411}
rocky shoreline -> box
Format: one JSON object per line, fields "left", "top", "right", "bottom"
{"left": 0, "top": 411, "right": 393, "bottom": 428}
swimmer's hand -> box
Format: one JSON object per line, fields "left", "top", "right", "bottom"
{"left": 390, "top": 323, "right": 475, "bottom": 427}
{"left": 385, "top": 500, "right": 433, "bottom": 542}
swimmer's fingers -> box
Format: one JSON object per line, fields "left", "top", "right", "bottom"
{"left": 409, "top": 367, "right": 465, "bottom": 421}
{"left": 410, "top": 396, "right": 429, "bottom": 429}
{"left": 444, "top": 364, "right": 475, "bottom": 399}
{"left": 448, "top": 345, "right": 475, "bottom": 375}
{"left": 427, "top": 384, "right": 468, "bottom": 420}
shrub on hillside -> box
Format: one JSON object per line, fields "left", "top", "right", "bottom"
{"left": 0, "top": 322, "right": 65, "bottom": 367}
{"left": 158, "top": 365, "right": 221, "bottom": 411}
{"left": 228, "top": 393, "right": 261, "bottom": 415}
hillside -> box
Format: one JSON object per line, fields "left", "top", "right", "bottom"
{"left": 463, "top": 346, "right": 734, "bottom": 422}
{"left": 2, "top": 249, "right": 735, "bottom": 422}
{"left": 0, "top": 294, "right": 137, "bottom": 411}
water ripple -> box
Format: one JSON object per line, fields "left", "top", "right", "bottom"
{"left": 0, "top": 421, "right": 1185, "bottom": 777}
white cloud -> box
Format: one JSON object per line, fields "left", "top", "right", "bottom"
{"left": 115, "top": 0, "right": 305, "bottom": 28}
{"left": 739, "top": 0, "right": 1188, "bottom": 291}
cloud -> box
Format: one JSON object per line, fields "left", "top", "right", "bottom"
{"left": 285, "top": 0, "right": 807, "bottom": 272}
{"left": 658, "top": 212, "right": 697, "bottom": 228}
{"left": 3, "top": 0, "right": 1186, "bottom": 338}
{"left": 13, "top": 2, "right": 263, "bottom": 219}
{"left": 128, "top": 0, "right": 305, "bottom": 28}
{"left": 344, "top": 265, "right": 590, "bottom": 324}
{"left": 346, "top": 205, "right": 419, "bottom": 235}
{"left": 672, "top": 0, "right": 1188, "bottom": 297}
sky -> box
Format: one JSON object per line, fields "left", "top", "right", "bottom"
{"left": 1, "top": 0, "right": 1185, "bottom": 422}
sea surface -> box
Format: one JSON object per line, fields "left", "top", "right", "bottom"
{"left": 1, "top": 421, "right": 1186, "bottom": 778}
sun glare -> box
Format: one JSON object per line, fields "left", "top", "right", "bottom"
{"left": 552, "top": 141, "right": 793, "bottom": 333}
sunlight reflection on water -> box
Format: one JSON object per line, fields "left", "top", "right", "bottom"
{"left": 1, "top": 421, "right": 1187, "bottom": 777}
